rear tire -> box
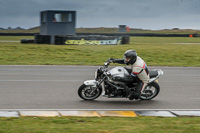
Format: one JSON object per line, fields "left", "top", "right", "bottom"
{"left": 78, "top": 84, "right": 102, "bottom": 100}
{"left": 140, "top": 82, "right": 160, "bottom": 100}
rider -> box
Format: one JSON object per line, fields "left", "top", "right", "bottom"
{"left": 109, "top": 50, "right": 150, "bottom": 100}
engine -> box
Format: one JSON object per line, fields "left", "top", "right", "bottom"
{"left": 105, "top": 67, "right": 135, "bottom": 97}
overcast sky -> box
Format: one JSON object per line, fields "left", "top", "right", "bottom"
{"left": 1, "top": 0, "right": 200, "bottom": 30}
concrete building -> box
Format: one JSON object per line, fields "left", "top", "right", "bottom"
{"left": 40, "top": 10, "right": 76, "bottom": 43}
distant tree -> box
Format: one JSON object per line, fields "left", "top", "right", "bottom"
{"left": 7, "top": 27, "right": 12, "bottom": 30}
{"left": 172, "top": 28, "right": 180, "bottom": 30}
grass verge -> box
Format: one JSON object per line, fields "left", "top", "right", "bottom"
{"left": 0, "top": 116, "right": 200, "bottom": 133}
{"left": 0, "top": 36, "right": 199, "bottom": 66}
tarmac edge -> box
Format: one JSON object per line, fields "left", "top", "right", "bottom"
{"left": 0, "top": 110, "right": 200, "bottom": 117}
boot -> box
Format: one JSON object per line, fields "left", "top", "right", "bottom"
{"left": 129, "top": 90, "right": 141, "bottom": 100}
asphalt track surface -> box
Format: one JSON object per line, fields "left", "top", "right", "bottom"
{"left": 0, "top": 65, "right": 199, "bottom": 110}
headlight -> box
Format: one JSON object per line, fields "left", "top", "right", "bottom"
{"left": 95, "top": 70, "right": 98, "bottom": 80}
{"left": 95, "top": 68, "right": 103, "bottom": 80}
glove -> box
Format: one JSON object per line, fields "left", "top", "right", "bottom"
{"left": 108, "top": 58, "right": 115, "bottom": 63}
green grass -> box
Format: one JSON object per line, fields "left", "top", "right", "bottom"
{"left": 0, "top": 36, "right": 199, "bottom": 66}
{"left": 0, "top": 36, "right": 34, "bottom": 41}
{"left": 76, "top": 27, "right": 200, "bottom": 34}
{"left": 0, "top": 117, "right": 200, "bottom": 133}
{"left": 130, "top": 36, "right": 200, "bottom": 43}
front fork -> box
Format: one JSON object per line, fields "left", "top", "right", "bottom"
{"left": 89, "top": 77, "right": 106, "bottom": 95}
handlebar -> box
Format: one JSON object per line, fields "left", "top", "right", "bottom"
{"left": 104, "top": 59, "right": 113, "bottom": 67}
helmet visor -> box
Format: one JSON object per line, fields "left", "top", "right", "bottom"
{"left": 125, "top": 57, "right": 131, "bottom": 62}
{"left": 124, "top": 55, "right": 131, "bottom": 63}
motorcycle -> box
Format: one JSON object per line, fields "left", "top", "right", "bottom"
{"left": 78, "top": 59, "right": 164, "bottom": 100}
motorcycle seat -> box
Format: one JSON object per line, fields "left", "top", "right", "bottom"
{"left": 149, "top": 71, "right": 158, "bottom": 78}
{"left": 125, "top": 67, "right": 159, "bottom": 78}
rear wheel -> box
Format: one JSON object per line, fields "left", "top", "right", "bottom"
{"left": 78, "top": 84, "right": 102, "bottom": 100}
{"left": 140, "top": 82, "right": 160, "bottom": 100}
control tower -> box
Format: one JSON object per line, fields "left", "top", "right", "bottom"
{"left": 40, "top": 10, "right": 76, "bottom": 43}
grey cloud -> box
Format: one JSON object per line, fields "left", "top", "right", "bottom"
{"left": 0, "top": 0, "right": 200, "bottom": 29}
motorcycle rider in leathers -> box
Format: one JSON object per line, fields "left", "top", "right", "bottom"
{"left": 109, "top": 50, "right": 150, "bottom": 100}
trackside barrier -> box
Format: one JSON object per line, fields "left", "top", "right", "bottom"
{"left": 21, "top": 35, "right": 130, "bottom": 45}
{"left": 54, "top": 35, "right": 126, "bottom": 45}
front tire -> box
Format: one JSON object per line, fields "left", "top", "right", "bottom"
{"left": 78, "top": 84, "right": 102, "bottom": 100}
{"left": 140, "top": 82, "right": 160, "bottom": 100}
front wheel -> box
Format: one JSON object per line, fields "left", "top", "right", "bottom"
{"left": 140, "top": 82, "right": 160, "bottom": 100}
{"left": 78, "top": 84, "right": 102, "bottom": 100}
